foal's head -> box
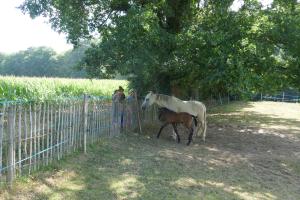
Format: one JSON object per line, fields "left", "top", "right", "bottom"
{"left": 158, "top": 107, "right": 173, "bottom": 121}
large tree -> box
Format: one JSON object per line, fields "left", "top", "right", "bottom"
{"left": 20, "top": 0, "right": 300, "bottom": 98}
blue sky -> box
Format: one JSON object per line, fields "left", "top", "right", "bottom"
{"left": 0, "top": 0, "right": 273, "bottom": 54}
{"left": 0, "top": 0, "right": 72, "bottom": 54}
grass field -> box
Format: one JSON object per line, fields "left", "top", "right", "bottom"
{"left": 0, "top": 76, "right": 128, "bottom": 101}
{"left": 1, "top": 101, "right": 299, "bottom": 200}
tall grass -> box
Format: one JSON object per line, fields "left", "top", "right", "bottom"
{"left": 0, "top": 76, "right": 128, "bottom": 102}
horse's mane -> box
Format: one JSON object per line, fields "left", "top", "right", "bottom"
{"left": 156, "top": 93, "right": 184, "bottom": 103}
{"left": 156, "top": 94, "right": 172, "bottom": 102}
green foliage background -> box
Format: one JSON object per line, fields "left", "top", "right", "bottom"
{"left": 19, "top": 0, "right": 300, "bottom": 99}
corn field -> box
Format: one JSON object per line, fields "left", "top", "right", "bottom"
{"left": 0, "top": 76, "right": 129, "bottom": 101}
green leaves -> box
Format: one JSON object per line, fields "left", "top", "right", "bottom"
{"left": 20, "top": 0, "right": 300, "bottom": 98}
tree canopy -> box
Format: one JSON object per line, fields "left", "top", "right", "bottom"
{"left": 20, "top": 0, "right": 300, "bottom": 98}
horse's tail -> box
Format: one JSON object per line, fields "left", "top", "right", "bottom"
{"left": 196, "top": 114, "right": 202, "bottom": 137}
{"left": 196, "top": 104, "right": 207, "bottom": 142}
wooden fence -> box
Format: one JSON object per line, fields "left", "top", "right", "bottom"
{"left": 0, "top": 93, "right": 234, "bottom": 188}
{"left": 0, "top": 95, "right": 156, "bottom": 188}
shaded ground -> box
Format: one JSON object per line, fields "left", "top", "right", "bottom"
{"left": 1, "top": 101, "right": 300, "bottom": 200}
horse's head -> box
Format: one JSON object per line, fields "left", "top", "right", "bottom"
{"left": 141, "top": 91, "right": 156, "bottom": 110}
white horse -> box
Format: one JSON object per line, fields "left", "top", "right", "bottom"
{"left": 141, "top": 91, "right": 207, "bottom": 141}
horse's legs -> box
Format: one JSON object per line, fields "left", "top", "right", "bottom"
{"left": 187, "top": 127, "right": 194, "bottom": 146}
{"left": 195, "top": 118, "right": 205, "bottom": 142}
{"left": 171, "top": 129, "right": 177, "bottom": 141}
{"left": 202, "top": 111, "right": 207, "bottom": 142}
{"left": 202, "top": 119, "right": 207, "bottom": 142}
{"left": 157, "top": 123, "right": 169, "bottom": 139}
{"left": 172, "top": 123, "right": 180, "bottom": 143}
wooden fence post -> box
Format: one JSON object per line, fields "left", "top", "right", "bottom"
{"left": 29, "top": 104, "right": 33, "bottom": 174}
{"left": 7, "top": 105, "right": 15, "bottom": 188}
{"left": 57, "top": 104, "right": 61, "bottom": 160}
{"left": 0, "top": 105, "right": 5, "bottom": 178}
{"left": 227, "top": 93, "right": 230, "bottom": 104}
{"left": 83, "top": 95, "right": 89, "bottom": 153}
{"left": 219, "top": 93, "right": 223, "bottom": 105}
{"left": 23, "top": 107, "right": 28, "bottom": 161}
{"left": 46, "top": 103, "right": 50, "bottom": 165}
{"left": 37, "top": 104, "right": 41, "bottom": 169}
{"left": 18, "top": 105, "right": 22, "bottom": 175}
{"left": 42, "top": 103, "right": 46, "bottom": 166}
{"left": 33, "top": 104, "right": 37, "bottom": 170}
{"left": 134, "top": 92, "right": 142, "bottom": 134}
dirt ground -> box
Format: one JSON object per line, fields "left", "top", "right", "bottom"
{"left": 1, "top": 101, "right": 300, "bottom": 200}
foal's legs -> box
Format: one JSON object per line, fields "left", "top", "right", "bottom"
{"left": 157, "top": 123, "right": 169, "bottom": 138}
{"left": 187, "top": 127, "right": 194, "bottom": 146}
{"left": 172, "top": 123, "right": 180, "bottom": 143}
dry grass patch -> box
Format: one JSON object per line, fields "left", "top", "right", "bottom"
{"left": 1, "top": 101, "right": 300, "bottom": 200}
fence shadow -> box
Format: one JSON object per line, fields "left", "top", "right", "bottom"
{"left": 6, "top": 125, "right": 299, "bottom": 200}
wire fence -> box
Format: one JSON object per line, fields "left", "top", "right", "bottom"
{"left": 201, "top": 92, "right": 300, "bottom": 105}
{"left": 0, "top": 95, "right": 158, "bottom": 188}
{"left": 252, "top": 92, "right": 300, "bottom": 103}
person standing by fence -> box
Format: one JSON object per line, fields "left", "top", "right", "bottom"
{"left": 112, "top": 86, "right": 126, "bottom": 131}
{"left": 126, "top": 89, "right": 136, "bottom": 129}
{"left": 112, "top": 90, "right": 119, "bottom": 124}
{"left": 118, "top": 87, "right": 126, "bottom": 130}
